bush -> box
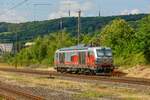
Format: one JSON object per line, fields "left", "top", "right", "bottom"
{"left": 137, "top": 16, "right": 150, "bottom": 63}
{"left": 10, "top": 32, "right": 75, "bottom": 67}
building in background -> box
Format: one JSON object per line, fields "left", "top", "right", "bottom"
{"left": 0, "top": 43, "right": 13, "bottom": 55}
{"left": 24, "top": 42, "right": 35, "bottom": 47}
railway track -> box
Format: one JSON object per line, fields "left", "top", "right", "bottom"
{"left": 0, "top": 81, "right": 45, "bottom": 100}
{"left": 0, "top": 68, "right": 150, "bottom": 87}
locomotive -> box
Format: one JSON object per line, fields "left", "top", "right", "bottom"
{"left": 54, "top": 45, "right": 114, "bottom": 75}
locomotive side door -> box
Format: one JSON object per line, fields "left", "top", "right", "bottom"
{"left": 78, "top": 52, "right": 86, "bottom": 65}
{"left": 87, "top": 51, "right": 95, "bottom": 67}
{"left": 71, "top": 52, "right": 78, "bottom": 65}
{"left": 59, "top": 52, "right": 65, "bottom": 64}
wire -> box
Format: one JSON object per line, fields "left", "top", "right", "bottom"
{"left": 0, "top": 0, "right": 29, "bottom": 16}
{"left": 10, "top": 0, "right": 28, "bottom": 9}
{"left": 33, "top": 3, "right": 51, "bottom": 6}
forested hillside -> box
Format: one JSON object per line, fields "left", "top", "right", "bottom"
{"left": 0, "top": 14, "right": 147, "bottom": 43}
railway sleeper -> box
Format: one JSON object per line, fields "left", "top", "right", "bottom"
{"left": 56, "top": 67, "right": 97, "bottom": 75}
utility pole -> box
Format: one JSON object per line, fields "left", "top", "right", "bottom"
{"left": 60, "top": 17, "right": 63, "bottom": 30}
{"left": 99, "top": 2, "right": 102, "bottom": 17}
{"left": 68, "top": 10, "right": 71, "bottom": 17}
{"left": 99, "top": 10, "right": 101, "bottom": 17}
{"left": 12, "top": 20, "right": 20, "bottom": 54}
{"left": 14, "top": 24, "right": 18, "bottom": 69}
{"left": 60, "top": 17, "right": 63, "bottom": 43}
{"left": 63, "top": 0, "right": 71, "bottom": 17}
{"left": 77, "top": 10, "right": 81, "bottom": 46}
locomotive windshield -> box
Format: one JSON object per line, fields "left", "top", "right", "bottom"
{"left": 96, "top": 49, "right": 112, "bottom": 57}
{"left": 105, "top": 49, "right": 112, "bottom": 57}
{"left": 96, "top": 49, "right": 104, "bottom": 57}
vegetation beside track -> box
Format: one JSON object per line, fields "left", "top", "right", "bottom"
{"left": 0, "top": 96, "right": 4, "bottom": 100}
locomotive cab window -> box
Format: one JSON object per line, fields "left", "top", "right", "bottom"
{"left": 96, "top": 49, "right": 112, "bottom": 57}
{"left": 96, "top": 49, "right": 104, "bottom": 57}
{"left": 105, "top": 49, "right": 112, "bottom": 57}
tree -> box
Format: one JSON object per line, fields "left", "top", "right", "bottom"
{"left": 11, "top": 32, "right": 75, "bottom": 67}
{"left": 137, "top": 16, "right": 150, "bottom": 63}
{"left": 99, "top": 19, "right": 135, "bottom": 48}
{"left": 92, "top": 19, "right": 143, "bottom": 66}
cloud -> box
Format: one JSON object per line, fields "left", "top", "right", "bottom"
{"left": 121, "top": 9, "right": 141, "bottom": 15}
{"left": 130, "top": 9, "right": 140, "bottom": 14}
{"left": 48, "top": 0, "right": 95, "bottom": 19}
{"left": 0, "top": 9, "right": 27, "bottom": 23}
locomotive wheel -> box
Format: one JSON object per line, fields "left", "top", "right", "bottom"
{"left": 58, "top": 68, "right": 66, "bottom": 73}
{"left": 75, "top": 69, "right": 79, "bottom": 74}
{"left": 60, "top": 68, "right": 64, "bottom": 73}
{"left": 77, "top": 68, "right": 82, "bottom": 75}
{"left": 89, "top": 70, "right": 96, "bottom": 75}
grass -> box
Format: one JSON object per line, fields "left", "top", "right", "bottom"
{"left": 0, "top": 63, "right": 12, "bottom": 68}
{"left": 0, "top": 96, "right": 5, "bottom": 100}
{"left": 74, "top": 90, "right": 111, "bottom": 99}
{"left": 114, "top": 52, "right": 146, "bottom": 68}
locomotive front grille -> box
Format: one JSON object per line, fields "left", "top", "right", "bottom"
{"left": 96, "top": 57, "right": 113, "bottom": 65}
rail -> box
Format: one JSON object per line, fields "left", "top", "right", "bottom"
{"left": 0, "top": 81, "right": 45, "bottom": 100}
{"left": 0, "top": 68, "right": 150, "bottom": 86}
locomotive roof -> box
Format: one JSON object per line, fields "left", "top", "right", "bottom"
{"left": 57, "top": 44, "right": 111, "bottom": 51}
{"left": 59, "top": 45, "right": 88, "bottom": 51}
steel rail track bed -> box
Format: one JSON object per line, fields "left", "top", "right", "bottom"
{"left": 0, "top": 81, "right": 45, "bottom": 100}
{"left": 0, "top": 68, "right": 150, "bottom": 86}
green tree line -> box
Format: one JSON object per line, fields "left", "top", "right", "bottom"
{"left": 0, "top": 14, "right": 147, "bottom": 43}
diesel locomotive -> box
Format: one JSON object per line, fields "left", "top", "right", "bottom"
{"left": 54, "top": 45, "right": 114, "bottom": 74}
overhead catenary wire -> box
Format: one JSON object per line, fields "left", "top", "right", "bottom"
{"left": 9, "top": 0, "right": 28, "bottom": 10}
{"left": 0, "top": 0, "right": 29, "bottom": 16}
{"left": 33, "top": 3, "right": 51, "bottom": 6}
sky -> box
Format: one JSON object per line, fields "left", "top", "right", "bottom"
{"left": 0, "top": 0, "right": 149, "bottom": 23}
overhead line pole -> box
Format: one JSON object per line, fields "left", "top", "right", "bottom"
{"left": 64, "top": 1, "right": 71, "bottom": 17}
{"left": 60, "top": 16, "right": 63, "bottom": 43}
{"left": 99, "top": 1, "right": 102, "bottom": 17}
{"left": 77, "top": 10, "right": 81, "bottom": 46}
{"left": 69, "top": 10, "right": 71, "bottom": 17}
{"left": 99, "top": 10, "right": 101, "bottom": 17}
